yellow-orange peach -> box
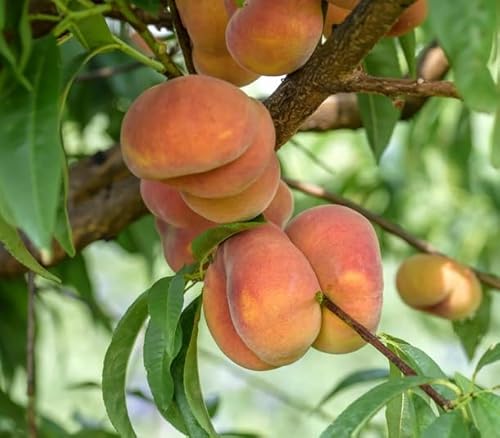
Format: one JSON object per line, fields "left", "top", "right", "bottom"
{"left": 225, "top": 0, "right": 323, "bottom": 76}
{"left": 387, "top": 0, "right": 427, "bottom": 36}
{"left": 181, "top": 155, "right": 280, "bottom": 223}
{"left": 140, "top": 179, "right": 214, "bottom": 229}
{"left": 262, "top": 180, "right": 294, "bottom": 228}
{"left": 323, "top": 4, "right": 350, "bottom": 38}
{"left": 164, "top": 101, "right": 275, "bottom": 198}
{"left": 396, "top": 254, "right": 482, "bottom": 320}
{"left": 121, "top": 75, "right": 258, "bottom": 179}
{"left": 192, "top": 49, "right": 259, "bottom": 87}
{"left": 222, "top": 224, "right": 322, "bottom": 366}
{"left": 328, "top": 0, "right": 357, "bottom": 8}
{"left": 286, "top": 205, "right": 383, "bottom": 354}
{"left": 203, "top": 249, "right": 275, "bottom": 370}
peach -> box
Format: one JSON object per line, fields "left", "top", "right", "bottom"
{"left": 286, "top": 205, "right": 383, "bottom": 354}
{"left": 225, "top": 0, "right": 323, "bottom": 76}
{"left": 203, "top": 248, "right": 275, "bottom": 370}
{"left": 181, "top": 155, "right": 281, "bottom": 223}
{"left": 328, "top": 0, "right": 357, "bottom": 8}
{"left": 262, "top": 180, "right": 294, "bottom": 228}
{"left": 323, "top": 4, "right": 350, "bottom": 38}
{"left": 192, "top": 49, "right": 259, "bottom": 87}
{"left": 121, "top": 75, "right": 258, "bottom": 179}
{"left": 222, "top": 224, "right": 322, "bottom": 366}
{"left": 164, "top": 101, "right": 275, "bottom": 198}
{"left": 140, "top": 179, "right": 214, "bottom": 229}
{"left": 156, "top": 219, "right": 212, "bottom": 271}
{"left": 396, "top": 254, "right": 482, "bottom": 320}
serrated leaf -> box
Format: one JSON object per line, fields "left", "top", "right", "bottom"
{"left": 0, "top": 213, "right": 59, "bottom": 282}
{"left": 398, "top": 31, "right": 416, "bottom": 77}
{"left": 102, "top": 292, "right": 149, "bottom": 438}
{"left": 183, "top": 301, "right": 218, "bottom": 437}
{"left": 453, "top": 291, "right": 491, "bottom": 360}
{"left": 358, "top": 38, "right": 402, "bottom": 160}
{"left": 320, "top": 376, "right": 436, "bottom": 438}
{"left": 317, "top": 368, "right": 389, "bottom": 407}
{"left": 0, "top": 35, "right": 63, "bottom": 250}
{"left": 169, "top": 298, "right": 210, "bottom": 437}
{"left": 474, "top": 343, "right": 500, "bottom": 380}
{"left": 428, "top": 0, "right": 498, "bottom": 112}
{"left": 421, "top": 411, "right": 469, "bottom": 438}
{"left": 191, "top": 221, "right": 264, "bottom": 262}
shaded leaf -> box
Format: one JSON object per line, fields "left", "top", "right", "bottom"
{"left": 468, "top": 392, "right": 500, "bottom": 436}
{"left": 0, "top": 213, "right": 59, "bottom": 282}
{"left": 131, "top": 0, "right": 161, "bottom": 15}
{"left": 421, "top": 411, "right": 469, "bottom": 438}
{"left": 68, "top": 4, "right": 114, "bottom": 50}
{"left": 102, "top": 292, "right": 149, "bottom": 438}
{"left": 320, "top": 376, "right": 435, "bottom": 438}
{"left": 0, "top": 35, "right": 63, "bottom": 250}
{"left": 453, "top": 291, "right": 491, "bottom": 360}
{"left": 474, "top": 343, "right": 500, "bottom": 378}
{"left": 398, "top": 31, "right": 417, "bottom": 77}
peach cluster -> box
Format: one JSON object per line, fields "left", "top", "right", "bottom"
{"left": 120, "top": 74, "right": 295, "bottom": 271}
{"left": 396, "top": 254, "right": 482, "bottom": 320}
{"left": 204, "top": 205, "right": 384, "bottom": 370}
{"left": 325, "top": 0, "right": 428, "bottom": 38}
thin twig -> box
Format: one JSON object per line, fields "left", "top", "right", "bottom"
{"left": 26, "top": 272, "right": 37, "bottom": 438}
{"left": 165, "top": 0, "right": 196, "bottom": 74}
{"left": 284, "top": 178, "right": 500, "bottom": 291}
{"left": 321, "top": 296, "right": 454, "bottom": 411}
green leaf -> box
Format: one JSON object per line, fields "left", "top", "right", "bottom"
{"left": 398, "top": 31, "right": 417, "bottom": 77}
{"left": 102, "top": 292, "right": 149, "bottom": 438}
{"left": 0, "top": 213, "right": 59, "bottom": 282}
{"left": 183, "top": 301, "right": 218, "bottom": 437}
{"left": 317, "top": 368, "right": 389, "bottom": 407}
{"left": 474, "top": 343, "right": 500, "bottom": 378}
{"left": 68, "top": 3, "right": 114, "bottom": 50}
{"left": 412, "top": 393, "right": 437, "bottom": 434}
{"left": 386, "top": 389, "right": 418, "bottom": 438}
{"left": 428, "top": 0, "right": 498, "bottom": 112}
{"left": 357, "top": 38, "right": 402, "bottom": 160}
{"left": 453, "top": 291, "right": 491, "bottom": 360}
{"left": 191, "top": 221, "right": 265, "bottom": 263}
{"left": 169, "top": 298, "right": 211, "bottom": 437}
{"left": 0, "top": 35, "right": 64, "bottom": 250}
{"left": 0, "top": 0, "right": 31, "bottom": 89}
{"left": 468, "top": 392, "right": 500, "bottom": 436}
{"left": 421, "top": 411, "right": 469, "bottom": 438}
{"left": 320, "top": 376, "right": 436, "bottom": 438}
{"left": 491, "top": 105, "right": 500, "bottom": 168}
{"left": 71, "top": 430, "right": 119, "bottom": 438}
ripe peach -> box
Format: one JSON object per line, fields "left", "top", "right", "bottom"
{"left": 262, "top": 180, "right": 294, "bottom": 228}
{"left": 286, "top": 205, "right": 383, "bottom": 354}
{"left": 222, "top": 224, "right": 322, "bottom": 366}
{"left": 164, "top": 100, "right": 275, "bottom": 198}
{"left": 203, "top": 248, "right": 275, "bottom": 370}
{"left": 140, "top": 179, "right": 214, "bottom": 229}
{"left": 396, "top": 254, "right": 482, "bottom": 320}
{"left": 328, "top": 0, "right": 357, "bottom": 8}
{"left": 192, "top": 49, "right": 259, "bottom": 87}
{"left": 225, "top": 0, "right": 323, "bottom": 76}
{"left": 181, "top": 155, "right": 281, "bottom": 223}
{"left": 387, "top": 0, "right": 427, "bottom": 36}
{"left": 121, "top": 75, "right": 258, "bottom": 179}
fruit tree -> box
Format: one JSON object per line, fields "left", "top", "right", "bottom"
{"left": 0, "top": 1, "right": 499, "bottom": 437}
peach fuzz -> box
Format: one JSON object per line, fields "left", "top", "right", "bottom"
{"left": 181, "top": 155, "right": 281, "bottom": 223}
{"left": 121, "top": 75, "right": 258, "bottom": 179}
{"left": 396, "top": 254, "right": 482, "bottom": 321}
{"left": 225, "top": 0, "right": 323, "bottom": 76}
{"left": 286, "top": 205, "right": 383, "bottom": 354}
{"left": 203, "top": 249, "right": 275, "bottom": 370}
{"left": 223, "top": 224, "right": 322, "bottom": 366}
{"left": 164, "top": 100, "right": 275, "bottom": 198}
{"left": 140, "top": 179, "right": 214, "bottom": 229}
{"left": 262, "top": 180, "right": 294, "bottom": 228}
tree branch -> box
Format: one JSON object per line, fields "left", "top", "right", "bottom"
{"left": 284, "top": 178, "right": 500, "bottom": 291}
{"left": 165, "top": 0, "right": 196, "bottom": 74}
{"left": 321, "top": 295, "right": 454, "bottom": 411}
